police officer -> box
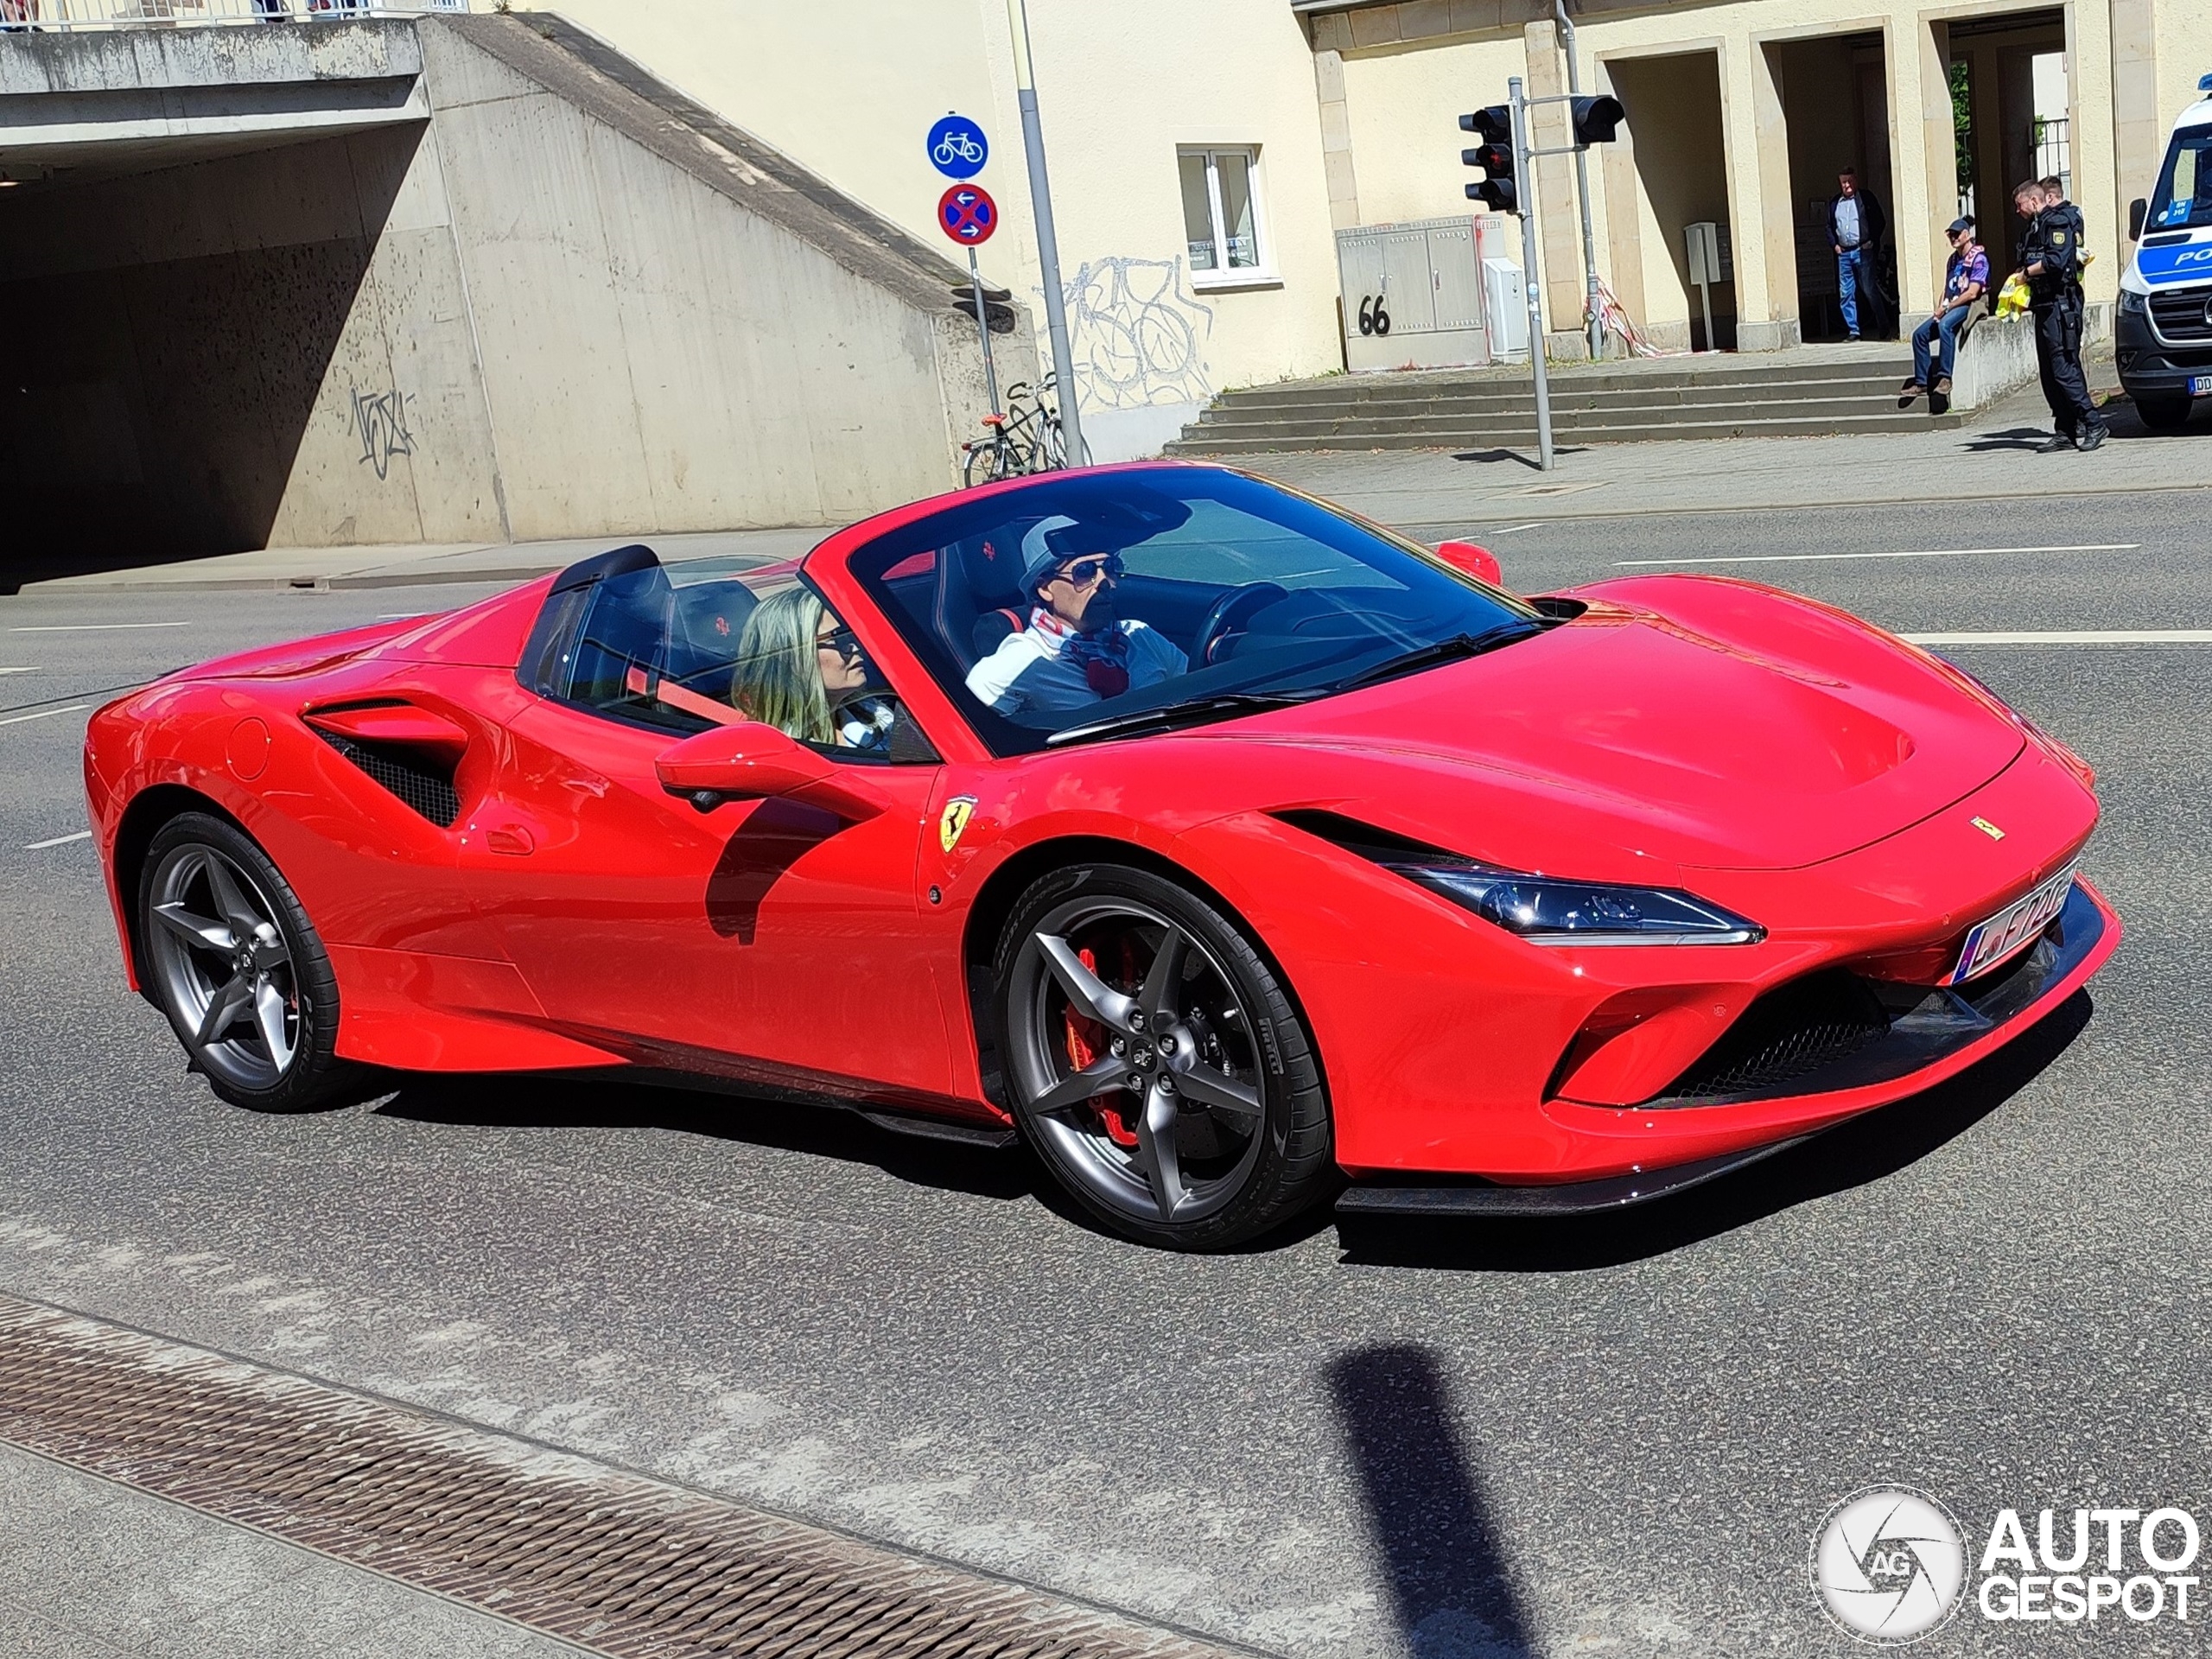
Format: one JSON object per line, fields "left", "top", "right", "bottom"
{"left": 2013, "top": 177, "right": 2106, "bottom": 453}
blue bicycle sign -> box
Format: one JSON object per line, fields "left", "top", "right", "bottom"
{"left": 927, "top": 114, "right": 988, "bottom": 181}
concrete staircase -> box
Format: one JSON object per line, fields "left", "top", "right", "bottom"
{"left": 1165, "top": 351, "right": 1964, "bottom": 454}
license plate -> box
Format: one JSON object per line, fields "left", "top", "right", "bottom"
{"left": 2191, "top": 375, "right": 2212, "bottom": 397}
{"left": 1947, "top": 867, "right": 2077, "bottom": 986}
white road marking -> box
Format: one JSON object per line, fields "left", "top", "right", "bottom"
{"left": 0, "top": 703, "right": 91, "bottom": 727}
{"left": 23, "top": 830, "right": 92, "bottom": 850}
{"left": 1616, "top": 543, "right": 2139, "bottom": 568}
{"left": 9, "top": 621, "right": 194, "bottom": 632}
{"left": 1489, "top": 523, "right": 1543, "bottom": 535}
{"left": 1903, "top": 630, "right": 2212, "bottom": 645}
{"left": 0, "top": 666, "right": 40, "bottom": 675}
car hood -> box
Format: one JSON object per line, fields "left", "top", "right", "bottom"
{"left": 1202, "top": 579, "right": 2025, "bottom": 874}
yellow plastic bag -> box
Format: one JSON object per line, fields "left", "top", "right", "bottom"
{"left": 1994, "top": 272, "right": 2031, "bottom": 318}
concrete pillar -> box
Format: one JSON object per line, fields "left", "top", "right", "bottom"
{"left": 1596, "top": 59, "right": 1647, "bottom": 335}
{"left": 1313, "top": 48, "right": 1361, "bottom": 232}
{"left": 1523, "top": 21, "right": 1586, "bottom": 355}
{"left": 1891, "top": 15, "right": 1951, "bottom": 319}
{"left": 1714, "top": 35, "right": 1787, "bottom": 349}
{"left": 2066, "top": 0, "right": 2120, "bottom": 303}
{"left": 2110, "top": 0, "right": 2161, "bottom": 219}
{"left": 1740, "top": 39, "right": 1799, "bottom": 351}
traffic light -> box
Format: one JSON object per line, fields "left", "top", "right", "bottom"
{"left": 1569, "top": 94, "right": 1625, "bottom": 146}
{"left": 1459, "top": 106, "right": 1516, "bottom": 214}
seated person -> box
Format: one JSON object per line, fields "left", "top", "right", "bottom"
{"left": 963, "top": 516, "right": 1188, "bottom": 715}
{"left": 732, "top": 587, "right": 897, "bottom": 751}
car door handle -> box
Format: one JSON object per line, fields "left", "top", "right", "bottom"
{"left": 484, "top": 824, "right": 536, "bottom": 856}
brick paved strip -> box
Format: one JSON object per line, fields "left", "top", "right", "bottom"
{"left": 0, "top": 1294, "right": 1255, "bottom": 1659}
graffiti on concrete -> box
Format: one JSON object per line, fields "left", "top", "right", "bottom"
{"left": 349, "top": 385, "right": 416, "bottom": 480}
{"left": 1060, "top": 257, "right": 1214, "bottom": 410}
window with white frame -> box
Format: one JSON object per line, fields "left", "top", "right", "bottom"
{"left": 1178, "top": 148, "right": 1268, "bottom": 282}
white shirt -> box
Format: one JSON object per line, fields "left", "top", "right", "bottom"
{"left": 964, "top": 612, "right": 1188, "bottom": 715}
{"left": 1836, "top": 197, "right": 1863, "bottom": 249}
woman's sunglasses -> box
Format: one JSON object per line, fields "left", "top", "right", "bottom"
{"left": 1053, "top": 555, "right": 1125, "bottom": 588}
{"left": 816, "top": 625, "right": 863, "bottom": 659}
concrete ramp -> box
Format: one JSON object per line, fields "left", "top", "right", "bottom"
{"left": 0, "top": 15, "right": 1014, "bottom": 584}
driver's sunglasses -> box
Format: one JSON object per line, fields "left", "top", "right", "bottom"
{"left": 817, "top": 625, "right": 863, "bottom": 659}
{"left": 1055, "top": 555, "right": 1124, "bottom": 589}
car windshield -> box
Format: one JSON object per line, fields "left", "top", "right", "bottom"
{"left": 849, "top": 468, "right": 1544, "bottom": 754}
{"left": 2148, "top": 124, "right": 2212, "bottom": 232}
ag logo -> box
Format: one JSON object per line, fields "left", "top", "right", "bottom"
{"left": 939, "top": 795, "right": 977, "bottom": 853}
{"left": 1812, "top": 1487, "right": 1967, "bottom": 1644}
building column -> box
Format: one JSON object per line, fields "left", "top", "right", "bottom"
{"left": 1313, "top": 48, "right": 1362, "bottom": 232}
{"left": 1745, "top": 39, "right": 1799, "bottom": 350}
{"left": 1716, "top": 35, "right": 1793, "bottom": 350}
{"left": 1889, "top": 15, "right": 1949, "bottom": 319}
{"left": 2065, "top": 0, "right": 2120, "bottom": 303}
{"left": 1595, "top": 58, "right": 1647, "bottom": 336}
{"left": 1523, "top": 21, "right": 1587, "bottom": 359}
{"left": 2110, "top": 0, "right": 2160, "bottom": 217}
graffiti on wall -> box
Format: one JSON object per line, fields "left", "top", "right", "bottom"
{"left": 1059, "top": 257, "right": 1214, "bottom": 410}
{"left": 349, "top": 385, "right": 416, "bottom": 480}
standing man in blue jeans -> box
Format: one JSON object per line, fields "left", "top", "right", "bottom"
{"left": 1900, "top": 217, "right": 1988, "bottom": 415}
{"left": 1828, "top": 168, "right": 1889, "bottom": 340}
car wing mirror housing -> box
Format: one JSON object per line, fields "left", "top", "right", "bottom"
{"left": 655, "top": 721, "right": 884, "bottom": 820}
{"left": 1433, "top": 539, "right": 1504, "bottom": 588}
{"left": 2130, "top": 196, "right": 2147, "bottom": 242}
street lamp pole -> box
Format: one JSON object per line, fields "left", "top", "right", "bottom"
{"left": 1004, "top": 0, "right": 1085, "bottom": 466}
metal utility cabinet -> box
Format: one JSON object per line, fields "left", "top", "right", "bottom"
{"left": 1335, "top": 214, "right": 1500, "bottom": 372}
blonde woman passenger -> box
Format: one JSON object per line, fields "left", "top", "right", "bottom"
{"left": 730, "top": 587, "right": 897, "bottom": 752}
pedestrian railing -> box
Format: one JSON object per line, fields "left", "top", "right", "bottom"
{"left": 0, "top": 0, "right": 465, "bottom": 30}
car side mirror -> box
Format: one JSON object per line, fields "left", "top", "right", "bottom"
{"left": 1433, "top": 539, "right": 1503, "bottom": 587}
{"left": 2130, "top": 197, "right": 2147, "bottom": 242}
{"left": 655, "top": 721, "right": 884, "bottom": 820}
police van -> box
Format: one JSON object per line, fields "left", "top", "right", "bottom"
{"left": 2119, "top": 73, "right": 2212, "bottom": 429}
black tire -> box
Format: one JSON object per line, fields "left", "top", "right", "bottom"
{"left": 137, "top": 811, "right": 353, "bottom": 1112}
{"left": 2136, "top": 394, "right": 2192, "bottom": 432}
{"left": 992, "top": 861, "right": 1333, "bottom": 1249}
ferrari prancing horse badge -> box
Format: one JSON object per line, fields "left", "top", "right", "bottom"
{"left": 939, "top": 796, "right": 977, "bottom": 852}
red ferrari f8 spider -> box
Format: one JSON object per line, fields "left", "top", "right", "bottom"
{"left": 86, "top": 464, "right": 2119, "bottom": 1249}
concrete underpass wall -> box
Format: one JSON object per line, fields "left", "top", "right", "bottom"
{"left": 0, "top": 16, "right": 1006, "bottom": 573}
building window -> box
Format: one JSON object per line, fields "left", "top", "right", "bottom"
{"left": 1179, "top": 148, "right": 1269, "bottom": 284}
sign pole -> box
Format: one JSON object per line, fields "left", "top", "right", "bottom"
{"left": 1509, "top": 77, "right": 1554, "bottom": 471}
{"left": 967, "top": 248, "right": 1001, "bottom": 415}
{"left": 1005, "top": 0, "right": 1084, "bottom": 466}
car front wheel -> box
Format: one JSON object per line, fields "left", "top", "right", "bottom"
{"left": 138, "top": 811, "right": 352, "bottom": 1113}
{"left": 994, "top": 862, "right": 1333, "bottom": 1249}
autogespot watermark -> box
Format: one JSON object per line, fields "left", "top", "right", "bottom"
{"left": 1812, "top": 1488, "right": 2202, "bottom": 1643}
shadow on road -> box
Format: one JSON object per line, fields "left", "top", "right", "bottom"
{"left": 372, "top": 1072, "right": 1037, "bottom": 1201}
{"left": 1956, "top": 425, "right": 2058, "bottom": 452}
{"left": 1329, "top": 1344, "right": 1535, "bottom": 1659}
{"left": 1336, "top": 989, "right": 2094, "bottom": 1274}
{"left": 1450, "top": 447, "right": 1588, "bottom": 470}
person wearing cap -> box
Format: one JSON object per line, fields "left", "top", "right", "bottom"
{"left": 963, "top": 514, "right": 1188, "bottom": 715}
{"left": 1899, "top": 216, "right": 1989, "bottom": 416}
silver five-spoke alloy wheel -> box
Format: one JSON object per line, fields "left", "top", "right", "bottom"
{"left": 145, "top": 842, "right": 302, "bottom": 1092}
{"left": 1007, "top": 896, "right": 1269, "bottom": 1227}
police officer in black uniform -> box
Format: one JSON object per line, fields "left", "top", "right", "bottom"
{"left": 2014, "top": 177, "right": 2106, "bottom": 453}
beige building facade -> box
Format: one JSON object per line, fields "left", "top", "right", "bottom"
{"left": 520, "top": 0, "right": 2212, "bottom": 450}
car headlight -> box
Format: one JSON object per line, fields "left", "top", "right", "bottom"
{"left": 1382, "top": 861, "right": 1764, "bottom": 945}
{"left": 2119, "top": 289, "right": 2146, "bottom": 315}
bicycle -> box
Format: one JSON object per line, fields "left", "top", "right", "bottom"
{"left": 959, "top": 378, "right": 1090, "bottom": 487}
{"left": 932, "top": 131, "right": 985, "bottom": 168}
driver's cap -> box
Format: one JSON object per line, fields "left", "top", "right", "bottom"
{"left": 1019, "top": 516, "right": 1092, "bottom": 594}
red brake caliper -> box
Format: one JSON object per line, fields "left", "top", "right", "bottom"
{"left": 1062, "top": 947, "right": 1140, "bottom": 1147}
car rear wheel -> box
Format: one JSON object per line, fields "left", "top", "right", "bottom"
{"left": 139, "top": 812, "right": 351, "bottom": 1113}
{"left": 994, "top": 863, "right": 1333, "bottom": 1249}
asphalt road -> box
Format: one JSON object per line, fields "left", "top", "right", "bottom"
{"left": 3, "top": 488, "right": 2209, "bottom": 1658}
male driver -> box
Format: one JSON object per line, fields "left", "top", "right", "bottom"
{"left": 964, "top": 515, "right": 1187, "bottom": 715}
{"left": 1828, "top": 168, "right": 1889, "bottom": 341}
{"left": 1899, "top": 216, "right": 1988, "bottom": 415}
{"left": 2015, "top": 177, "right": 2105, "bottom": 452}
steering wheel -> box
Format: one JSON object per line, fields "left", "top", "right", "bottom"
{"left": 1191, "top": 582, "right": 1290, "bottom": 666}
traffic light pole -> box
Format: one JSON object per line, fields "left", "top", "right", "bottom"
{"left": 1508, "top": 78, "right": 1555, "bottom": 472}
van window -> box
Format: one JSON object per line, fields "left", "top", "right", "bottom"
{"left": 2149, "top": 124, "right": 2212, "bottom": 232}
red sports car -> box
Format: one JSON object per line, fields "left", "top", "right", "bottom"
{"left": 85, "top": 464, "right": 2118, "bottom": 1249}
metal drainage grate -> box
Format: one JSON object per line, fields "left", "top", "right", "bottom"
{"left": 0, "top": 1294, "right": 1245, "bottom": 1659}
